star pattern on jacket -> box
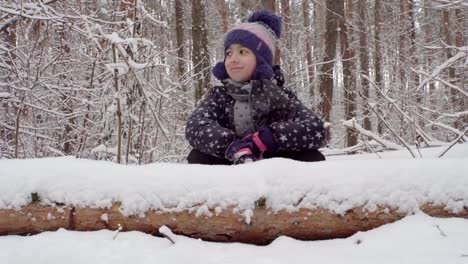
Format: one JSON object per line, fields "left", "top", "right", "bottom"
{"left": 186, "top": 79, "right": 325, "bottom": 157}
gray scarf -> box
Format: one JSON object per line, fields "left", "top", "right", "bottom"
{"left": 223, "top": 79, "right": 255, "bottom": 136}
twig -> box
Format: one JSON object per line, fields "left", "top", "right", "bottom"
{"left": 362, "top": 75, "right": 434, "bottom": 146}
{"left": 412, "top": 68, "right": 468, "bottom": 98}
{"left": 343, "top": 118, "right": 404, "bottom": 151}
{"left": 159, "top": 225, "right": 176, "bottom": 244}
{"left": 414, "top": 139, "right": 423, "bottom": 158}
{"left": 438, "top": 127, "right": 468, "bottom": 158}
{"left": 434, "top": 224, "right": 447, "bottom": 237}
{"left": 361, "top": 134, "right": 382, "bottom": 159}
{"left": 113, "top": 42, "right": 170, "bottom": 141}
{"left": 415, "top": 50, "right": 467, "bottom": 92}
{"left": 112, "top": 224, "right": 123, "bottom": 240}
{"left": 360, "top": 97, "right": 417, "bottom": 158}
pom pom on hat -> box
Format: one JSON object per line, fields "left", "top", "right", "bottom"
{"left": 247, "top": 9, "right": 282, "bottom": 39}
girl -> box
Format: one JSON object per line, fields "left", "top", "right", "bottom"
{"left": 186, "top": 10, "right": 325, "bottom": 165}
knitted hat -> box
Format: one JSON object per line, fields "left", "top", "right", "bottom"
{"left": 213, "top": 10, "right": 282, "bottom": 81}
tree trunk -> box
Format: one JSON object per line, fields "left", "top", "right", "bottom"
{"left": 1, "top": 202, "right": 466, "bottom": 245}
{"left": 319, "top": 0, "right": 339, "bottom": 130}
{"left": 454, "top": 9, "right": 467, "bottom": 126}
{"left": 341, "top": 0, "right": 357, "bottom": 147}
{"left": 314, "top": 0, "right": 326, "bottom": 107}
{"left": 442, "top": 10, "right": 462, "bottom": 130}
{"left": 303, "top": 0, "right": 315, "bottom": 110}
{"left": 191, "top": 0, "right": 210, "bottom": 103}
{"left": 374, "top": 0, "right": 384, "bottom": 135}
{"left": 112, "top": 44, "right": 122, "bottom": 163}
{"left": 398, "top": 0, "right": 408, "bottom": 138}
{"left": 218, "top": 0, "right": 229, "bottom": 33}
{"left": 357, "top": 0, "right": 371, "bottom": 132}
{"left": 262, "top": 0, "right": 276, "bottom": 13}
{"left": 175, "top": 0, "right": 186, "bottom": 91}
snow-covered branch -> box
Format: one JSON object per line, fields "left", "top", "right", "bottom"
{"left": 362, "top": 75, "right": 437, "bottom": 147}
{"left": 430, "top": 0, "right": 468, "bottom": 9}
{"left": 342, "top": 118, "right": 404, "bottom": 151}
{"left": 412, "top": 68, "right": 468, "bottom": 98}
{"left": 415, "top": 49, "right": 467, "bottom": 92}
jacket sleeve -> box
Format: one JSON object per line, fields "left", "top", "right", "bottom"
{"left": 185, "top": 86, "right": 237, "bottom": 157}
{"left": 268, "top": 85, "right": 326, "bottom": 152}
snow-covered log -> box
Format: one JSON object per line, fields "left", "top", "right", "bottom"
{"left": 0, "top": 146, "right": 467, "bottom": 245}
{"left": 0, "top": 202, "right": 467, "bottom": 245}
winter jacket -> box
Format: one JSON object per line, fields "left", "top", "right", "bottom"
{"left": 185, "top": 79, "right": 325, "bottom": 158}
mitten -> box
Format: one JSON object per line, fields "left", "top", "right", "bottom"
{"left": 225, "top": 138, "right": 258, "bottom": 164}
{"left": 251, "top": 126, "right": 277, "bottom": 155}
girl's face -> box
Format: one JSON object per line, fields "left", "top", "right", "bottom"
{"left": 225, "top": 44, "right": 257, "bottom": 82}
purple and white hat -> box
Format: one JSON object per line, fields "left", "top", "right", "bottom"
{"left": 213, "top": 10, "right": 282, "bottom": 81}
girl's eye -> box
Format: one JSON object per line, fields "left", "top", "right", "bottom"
{"left": 226, "top": 50, "right": 232, "bottom": 57}
{"left": 240, "top": 49, "right": 249, "bottom": 54}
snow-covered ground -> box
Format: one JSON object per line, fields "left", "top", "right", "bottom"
{"left": 0, "top": 144, "right": 467, "bottom": 263}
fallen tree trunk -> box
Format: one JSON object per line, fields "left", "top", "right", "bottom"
{"left": 0, "top": 203, "right": 467, "bottom": 245}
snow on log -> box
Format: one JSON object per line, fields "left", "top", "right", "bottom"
{"left": 0, "top": 150, "right": 467, "bottom": 244}
{"left": 0, "top": 203, "right": 467, "bottom": 245}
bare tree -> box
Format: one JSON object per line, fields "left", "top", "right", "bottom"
{"left": 341, "top": 0, "right": 356, "bottom": 146}
{"left": 319, "top": 0, "right": 340, "bottom": 135}
{"left": 218, "top": 0, "right": 229, "bottom": 33}
{"left": 191, "top": 0, "right": 211, "bottom": 102}
{"left": 175, "top": 0, "right": 186, "bottom": 89}
{"left": 302, "top": 0, "right": 315, "bottom": 108}
{"left": 374, "top": 0, "right": 383, "bottom": 135}
{"left": 357, "top": 0, "right": 370, "bottom": 132}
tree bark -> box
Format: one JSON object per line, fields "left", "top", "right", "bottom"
{"left": 280, "top": 0, "right": 290, "bottom": 71}
{"left": 191, "top": 0, "right": 211, "bottom": 103}
{"left": 112, "top": 44, "right": 122, "bottom": 163}
{"left": 343, "top": 0, "right": 357, "bottom": 147}
{"left": 357, "top": 0, "right": 371, "bottom": 132}
{"left": 442, "top": 10, "right": 462, "bottom": 130}
{"left": 1, "top": 202, "right": 466, "bottom": 245}
{"left": 218, "top": 0, "right": 229, "bottom": 33}
{"left": 175, "top": 0, "right": 186, "bottom": 91}
{"left": 374, "top": 0, "right": 384, "bottom": 135}
{"left": 303, "top": 0, "right": 315, "bottom": 109}
{"left": 319, "top": 0, "right": 339, "bottom": 130}
{"left": 454, "top": 9, "right": 467, "bottom": 126}
{"left": 398, "top": 0, "right": 409, "bottom": 138}
{"left": 262, "top": 0, "right": 276, "bottom": 13}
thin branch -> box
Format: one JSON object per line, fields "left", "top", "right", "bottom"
{"left": 112, "top": 224, "right": 123, "bottom": 240}
{"left": 438, "top": 127, "right": 468, "bottom": 158}
{"left": 415, "top": 49, "right": 467, "bottom": 92}
{"left": 159, "top": 225, "right": 176, "bottom": 244}
{"left": 360, "top": 134, "right": 382, "bottom": 159}
{"left": 343, "top": 118, "right": 405, "bottom": 151}
{"left": 411, "top": 68, "right": 468, "bottom": 97}
{"left": 114, "top": 43, "right": 169, "bottom": 141}
{"left": 434, "top": 224, "right": 447, "bottom": 237}
{"left": 361, "top": 97, "right": 417, "bottom": 158}
{"left": 362, "top": 74, "right": 434, "bottom": 146}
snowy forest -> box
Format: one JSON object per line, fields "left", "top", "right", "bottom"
{"left": 0, "top": 0, "right": 466, "bottom": 163}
